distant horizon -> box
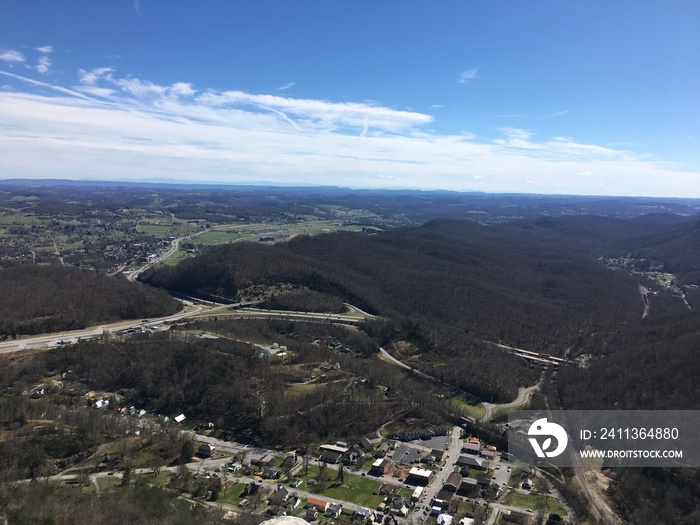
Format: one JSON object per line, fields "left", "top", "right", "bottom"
{"left": 2, "top": 2, "right": 699, "bottom": 197}
{"left": 2, "top": 176, "right": 700, "bottom": 203}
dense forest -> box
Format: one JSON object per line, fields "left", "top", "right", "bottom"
{"left": 0, "top": 482, "right": 222, "bottom": 524}
{"left": 556, "top": 313, "right": 700, "bottom": 410}
{"left": 5, "top": 326, "right": 461, "bottom": 447}
{"left": 141, "top": 218, "right": 646, "bottom": 354}
{"left": 0, "top": 265, "right": 178, "bottom": 337}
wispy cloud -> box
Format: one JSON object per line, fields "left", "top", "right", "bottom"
{"left": 457, "top": 67, "right": 479, "bottom": 84}
{"left": 78, "top": 67, "right": 114, "bottom": 86}
{"left": 544, "top": 110, "right": 568, "bottom": 118}
{"left": 278, "top": 82, "right": 296, "bottom": 91}
{"left": 0, "top": 50, "right": 25, "bottom": 63}
{"left": 36, "top": 56, "right": 51, "bottom": 74}
{"left": 36, "top": 46, "right": 53, "bottom": 54}
{"left": 0, "top": 65, "right": 698, "bottom": 197}
{"left": 0, "top": 70, "right": 92, "bottom": 99}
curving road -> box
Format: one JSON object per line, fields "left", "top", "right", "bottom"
{"left": 480, "top": 380, "right": 542, "bottom": 422}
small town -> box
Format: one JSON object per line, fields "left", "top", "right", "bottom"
{"left": 53, "top": 412, "right": 568, "bottom": 525}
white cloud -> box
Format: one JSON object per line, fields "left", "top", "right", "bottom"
{"left": 0, "top": 50, "right": 25, "bottom": 63}
{"left": 278, "top": 82, "right": 296, "bottom": 91}
{"left": 544, "top": 110, "right": 568, "bottom": 117}
{"left": 169, "top": 82, "right": 196, "bottom": 97}
{"left": 37, "top": 56, "right": 51, "bottom": 74}
{"left": 197, "top": 90, "right": 432, "bottom": 134}
{"left": 76, "top": 86, "right": 116, "bottom": 98}
{"left": 0, "top": 67, "right": 698, "bottom": 197}
{"left": 457, "top": 67, "right": 479, "bottom": 84}
{"left": 78, "top": 67, "right": 114, "bottom": 86}
{"left": 36, "top": 46, "right": 53, "bottom": 54}
{"left": 114, "top": 77, "right": 167, "bottom": 99}
{"left": 0, "top": 70, "right": 92, "bottom": 99}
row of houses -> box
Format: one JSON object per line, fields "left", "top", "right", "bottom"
{"left": 431, "top": 472, "right": 497, "bottom": 510}
{"left": 461, "top": 436, "right": 497, "bottom": 459}
{"left": 306, "top": 497, "right": 343, "bottom": 520}
{"left": 391, "top": 427, "right": 448, "bottom": 442}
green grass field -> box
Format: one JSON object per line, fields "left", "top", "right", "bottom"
{"left": 502, "top": 491, "right": 567, "bottom": 516}
{"left": 215, "top": 481, "right": 249, "bottom": 506}
{"left": 450, "top": 393, "right": 486, "bottom": 420}
{"left": 297, "top": 465, "right": 411, "bottom": 508}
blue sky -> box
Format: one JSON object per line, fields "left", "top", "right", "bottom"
{"left": 1, "top": 1, "right": 699, "bottom": 197}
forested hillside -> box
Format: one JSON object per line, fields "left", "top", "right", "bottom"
{"left": 5, "top": 328, "right": 457, "bottom": 447}
{"left": 142, "top": 218, "right": 644, "bottom": 353}
{"left": 556, "top": 314, "right": 700, "bottom": 410}
{"left": 0, "top": 265, "right": 178, "bottom": 336}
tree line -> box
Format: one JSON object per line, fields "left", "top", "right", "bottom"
{"left": 0, "top": 265, "right": 178, "bottom": 337}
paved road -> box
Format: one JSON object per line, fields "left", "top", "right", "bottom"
{"left": 480, "top": 381, "right": 542, "bottom": 422}
{"left": 0, "top": 301, "right": 375, "bottom": 355}
{"left": 0, "top": 300, "right": 218, "bottom": 355}
{"left": 409, "top": 426, "right": 462, "bottom": 524}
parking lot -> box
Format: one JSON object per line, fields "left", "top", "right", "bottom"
{"left": 391, "top": 445, "right": 422, "bottom": 465}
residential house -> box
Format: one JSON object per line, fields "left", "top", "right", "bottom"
{"left": 443, "top": 472, "right": 463, "bottom": 492}
{"left": 437, "top": 514, "right": 453, "bottom": 525}
{"left": 285, "top": 496, "right": 301, "bottom": 512}
{"left": 360, "top": 436, "right": 375, "bottom": 453}
{"left": 268, "top": 487, "right": 289, "bottom": 507}
{"left": 281, "top": 454, "right": 296, "bottom": 469}
{"left": 456, "top": 455, "right": 487, "bottom": 470}
{"left": 307, "top": 497, "right": 330, "bottom": 513}
{"left": 434, "top": 490, "right": 454, "bottom": 508}
{"left": 197, "top": 444, "right": 215, "bottom": 458}
{"left": 503, "top": 510, "right": 533, "bottom": 525}
{"left": 355, "top": 507, "right": 370, "bottom": 521}
{"left": 411, "top": 486, "right": 424, "bottom": 502}
{"left": 250, "top": 452, "right": 277, "bottom": 466}
{"left": 318, "top": 444, "right": 348, "bottom": 464}
{"left": 262, "top": 466, "right": 282, "bottom": 479}
{"left": 103, "top": 453, "right": 122, "bottom": 465}
{"left": 476, "top": 477, "right": 492, "bottom": 488}
{"left": 390, "top": 494, "right": 408, "bottom": 511}
{"left": 480, "top": 446, "right": 496, "bottom": 460}
{"left": 374, "top": 443, "right": 390, "bottom": 458}
{"left": 326, "top": 503, "right": 343, "bottom": 518}
{"left": 457, "top": 478, "right": 480, "bottom": 497}
{"left": 461, "top": 442, "right": 481, "bottom": 455}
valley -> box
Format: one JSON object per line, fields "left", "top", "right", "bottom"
{"left": 1, "top": 182, "right": 700, "bottom": 524}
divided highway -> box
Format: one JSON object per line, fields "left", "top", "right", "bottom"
{"left": 0, "top": 300, "right": 376, "bottom": 355}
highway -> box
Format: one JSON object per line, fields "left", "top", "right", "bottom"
{"left": 484, "top": 341, "right": 578, "bottom": 367}
{"left": 0, "top": 300, "right": 375, "bottom": 355}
